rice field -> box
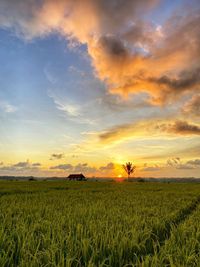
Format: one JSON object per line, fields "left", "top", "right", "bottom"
{"left": 0, "top": 180, "right": 200, "bottom": 266}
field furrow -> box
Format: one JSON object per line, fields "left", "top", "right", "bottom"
{"left": 0, "top": 181, "right": 200, "bottom": 266}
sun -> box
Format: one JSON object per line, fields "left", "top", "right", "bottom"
{"left": 118, "top": 174, "right": 122, "bottom": 178}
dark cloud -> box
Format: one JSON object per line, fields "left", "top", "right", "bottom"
{"left": 0, "top": 161, "right": 42, "bottom": 173}
{"left": 187, "top": 159, "right": 200, "bottom": 166}
{"left": 98, "top": 35, "right": 128, "bottom": 58}
{"left": 167, "top": 158, "right": 180, "bottom": 167}
{"left": 155, "top": 121, "right": 200, "bottom": 135}
{"left": 168, "top": 121, "right": 200, "bottom": 135}
{"left": 50, "top": 164, "right": 73, "bottom": 170}
{"left": 74, "top": 163, "right": 97, "bottom": 173}
{"left": 50, "top": 162, "right": 117, "bottom": 174}
{"left": 13, "top": 161, "right": 29, "bottom": 168}
{"left": 176, "top": 164, "right": 194, "bottom": 170}
{"left": 50, "top": 153, "right": 65, "bottom": 160}
{"left": 150, "top": 67, "right": 200, "bottom": 92}
{"left": 167, "top": 157, "right": 195, "bottom": 170}
{"left": 142, "top": 162, "right": 161, "bottom": 171}
{"left": 32, "top": 162, "right": 41, "bottom": 167}
{"left": 50, "top": 163, "right": 97, "bottom": 173}
{"left": 99, "top": 162, "right": 115, "bottom": 171}
{"left": 50, "top": 162, "right": 117, "bottom": 173}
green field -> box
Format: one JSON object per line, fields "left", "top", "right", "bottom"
{"left": 0, "top": 181, "right": 200, "bottom": 266}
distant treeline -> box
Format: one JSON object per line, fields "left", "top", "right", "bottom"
{"left": 0, "top": 176, "right": 200, "bottom": 183}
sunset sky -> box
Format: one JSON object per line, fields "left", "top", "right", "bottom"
{"left": 0, "top": 0, "right": 200, "bottom": 178}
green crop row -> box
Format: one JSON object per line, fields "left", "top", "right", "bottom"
{"left": 141, "top": 203, "right": 200, "bottom": 267}
{"left": 0, "top": 181, "right": 200, "bottom": 266}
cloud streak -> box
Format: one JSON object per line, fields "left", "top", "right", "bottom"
{"left": 99, "top": 162, "right": 115, "bottom": 172}
{"left": 98, "top": 120, "right": 200, "bottom": 144}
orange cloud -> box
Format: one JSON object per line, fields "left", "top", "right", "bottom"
{"left": 182, "top": 94, "right": 200, "bottom": 117}
{"left": 0, "top": 0, "right": 200, "bottom": 104}
{"left": 98, "top": 119, "right": 200, "bottom": 144}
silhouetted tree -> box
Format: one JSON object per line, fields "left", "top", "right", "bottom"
{"left": 123, "top": 162, "right": 136, "bottom": 180}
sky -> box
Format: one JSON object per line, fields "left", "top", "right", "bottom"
{"left": 0, "top": 0, "right": 200, "bottom": 178}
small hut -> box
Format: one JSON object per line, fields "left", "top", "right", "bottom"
{"left": 67, "top": 173, "right": 86, "bottom": 181}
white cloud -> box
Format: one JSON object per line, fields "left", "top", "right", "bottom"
{"left": 58, "top": 102, "right": 80, "bottom": 117}
{"left": 47, "top": 90, "right": 97, "bottom": 125}
{"left": 0, "top": 100, "right": 18, "bottom": 113}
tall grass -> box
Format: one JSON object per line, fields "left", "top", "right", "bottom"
{"left": 0, "top": 181, "right": 200, "bottom": 266}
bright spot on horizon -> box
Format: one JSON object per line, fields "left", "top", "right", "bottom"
{"left": 118, "top": 174, "right": 122, "bottom": 178}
